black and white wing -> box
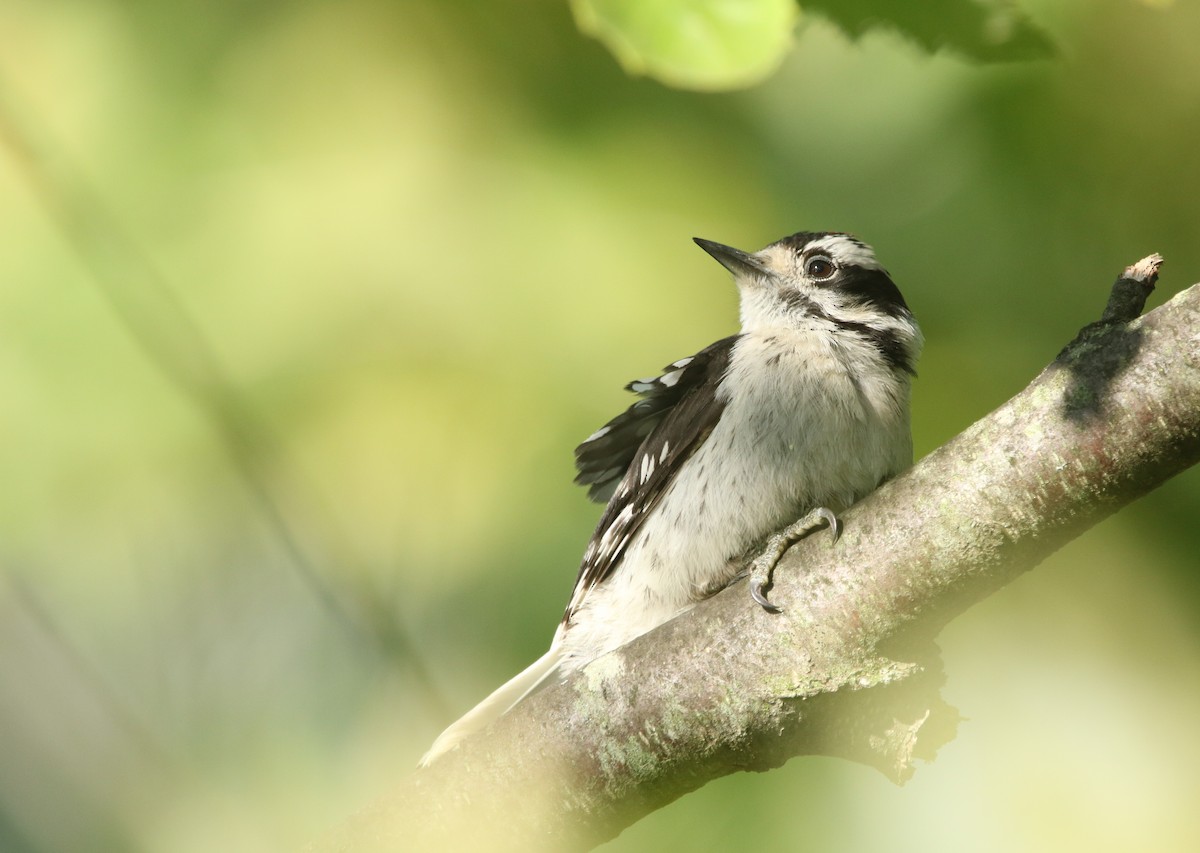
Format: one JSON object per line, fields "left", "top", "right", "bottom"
{"left": 564, "top": 335, "right": 738, "bottom": 622}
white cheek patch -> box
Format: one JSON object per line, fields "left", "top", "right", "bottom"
{"left": 804, "top": 234, "right": 883, "bottom": 271}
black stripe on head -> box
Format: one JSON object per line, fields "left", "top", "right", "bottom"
{"left": 836, "top": 320, "right": 918, "bottom": 376}
{"left": 777, "top": 288, "right": 821, "bottom": 317}
{"left": 771, "top": 231, "right": 824, "bottom": 253}
{"left": 833, "top": 266, "right": 910, "bottom": 318}
{"left": 777, "top": 289, "right": 916, "bottom": 376}
{"left": 771, "top": 232, "right": 908, "bottom": 317}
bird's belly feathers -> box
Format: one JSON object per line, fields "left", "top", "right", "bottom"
{"left": 560, "top": 332, "right": 913, "bottom": 668}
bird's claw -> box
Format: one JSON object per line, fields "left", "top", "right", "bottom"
{"left": 749, "top": 575, "right": 782, "bottom": 613}
{"left": 817, "top": 507, "right": 842, "bottom": 544}
{"left": 746, "top": 506, "right": 841, "bottom": 614}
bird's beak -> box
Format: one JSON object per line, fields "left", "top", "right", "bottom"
{"left": 693, "top": 238, "right": 769, "bottom": 278}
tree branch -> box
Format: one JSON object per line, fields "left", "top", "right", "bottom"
{"left": 311, "top": 256, "right": 1200, "bottom": 852}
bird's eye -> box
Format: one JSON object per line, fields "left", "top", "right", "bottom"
{"left": 805, "top": 255, "right": 836, "bottom": 280}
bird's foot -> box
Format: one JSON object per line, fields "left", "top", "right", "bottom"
{"left": 748, "top": 507, "right": 841, "bottom": 613}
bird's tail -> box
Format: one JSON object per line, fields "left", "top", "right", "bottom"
{"left": 419, "top": 640, "right": 563, "bottom": 767}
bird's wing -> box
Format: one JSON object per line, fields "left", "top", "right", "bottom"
{"left": 565, "top": 334, "right": 739, "bottom": 621}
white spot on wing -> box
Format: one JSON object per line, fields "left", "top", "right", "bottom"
{"left": 640, "top": 453, "right": 655, "bottom": 482}
{"left": 659, "top": 441, "right": 670, "bottom": 463}
{"left": 586, "top": 425, "right": 611, "bottom": 442}
{"left": 598, "top": 506, "right": 634, "bottom": 554}
{"left": 659, "top": 369, "right": 683, "bottom": 387}
{"left": 609, "top": 532, "right": 633, "bottom": 562}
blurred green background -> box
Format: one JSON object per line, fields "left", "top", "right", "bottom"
{"left": 1, "top": 1, "right": 1199, "bottom": 851}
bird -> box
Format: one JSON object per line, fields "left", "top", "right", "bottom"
{"left": 420, "top": 231, "right": 923, "bottom": 766}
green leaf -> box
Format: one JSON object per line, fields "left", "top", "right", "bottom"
{"left": 802, "top": 0, "right": 1056, "bottom": 63}
{"left": 570, "top": 0, "right": 798, "bottom": 91}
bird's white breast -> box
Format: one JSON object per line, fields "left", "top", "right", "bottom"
{"left": 559, "top": 326, "right": 914, "bottom": 667}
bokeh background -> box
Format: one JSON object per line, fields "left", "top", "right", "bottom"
{"left": 1, "top": 1, "right": 1199, "bottom": 851}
